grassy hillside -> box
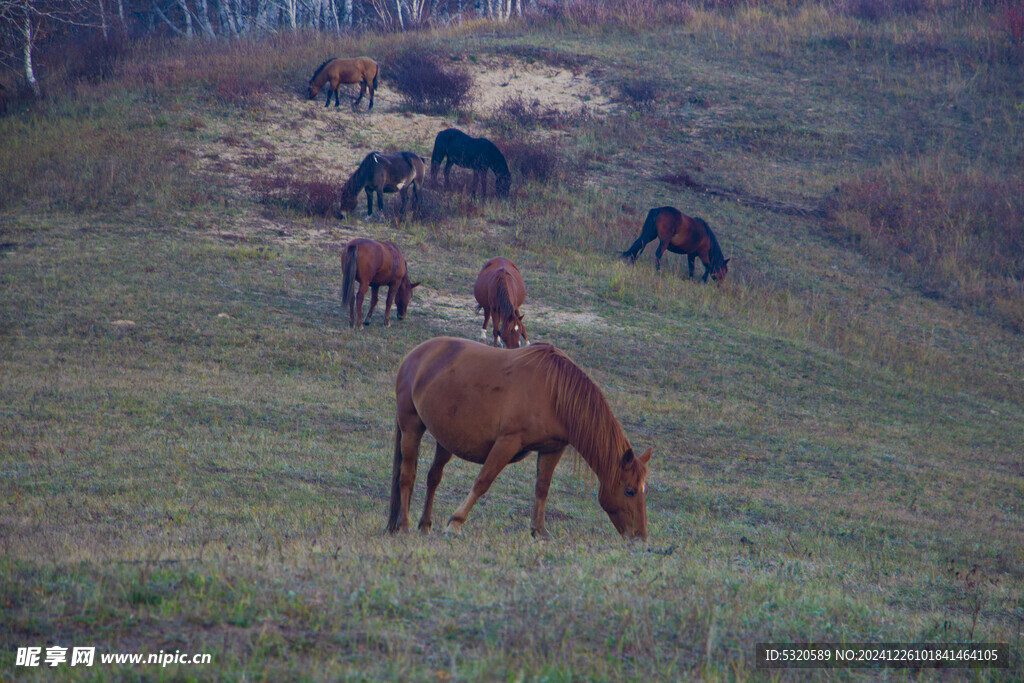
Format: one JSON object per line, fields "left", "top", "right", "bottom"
{"left": 1, "top": 3, "right": 1022, "bottom": 680}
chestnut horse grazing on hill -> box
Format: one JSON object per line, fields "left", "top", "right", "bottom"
{"left": 621, "top": 207, "right": 729, "bottom": 282}
{"left": 387, "top": 337, "right": 652, "bottom": 540}
{"left": 473, "top": 257, "right": 528, "bottom": 349}
{"left": 339, "top": 151, "right": 425, "bottom": 217}
{"left": 430, "top": 128, "right": 511, "bottom": 198}
{"left": 306, "top": 57, "right": 378, "bottom": 110}
{"left": 341, "top": 238, "right": 419, "bottom": 328}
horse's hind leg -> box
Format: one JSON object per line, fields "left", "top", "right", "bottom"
{"left": 531, "top": 447, "right": 567, "bottom": 540}
{"left": 655, "top": 241, "right": 667, "bottom": 272}
{"left": 353, "top": 82, "right": 366, "bottom": 110}
{"left": 393, "top": 418, "right": 426, "bottom": 532}
{"left": 418, "top": 443, "right": 452, "bottom": 534}
{"left": 688, "top": 254, "right": 696, "bottom": 279}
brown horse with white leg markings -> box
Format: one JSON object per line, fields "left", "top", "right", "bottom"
{"left": 341, "top": 238, "right": 419, "bottom": 328}
{"left": 621, "top": 206, "right": 729, "bottom": 282}
{"left": 473, "top": 257, "right": 528, "bottom": 349}
{"left": 306, "top": 56, "right": 378, "bottom": 110}
{"left": 387, "top": 337, "right": 652, "bottom": 540}
{"left": 339, "top": 151, "right": 425, "bottom": 217}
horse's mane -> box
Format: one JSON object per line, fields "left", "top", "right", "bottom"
{"left": 521, "top": 344, "right": 629, "bottom": 484}
{"left": 481, "top": 138, "right": 510, "bottom": 177}
{"left": 309, "top": 57, "right": 336, "bottom": 84}
{"left": 340, "top": 151, "right": 379, "bottom": 198}
{"left": 696, "top": 217, "right": 726, "bottom": 269}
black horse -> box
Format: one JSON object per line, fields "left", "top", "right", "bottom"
{"left": 429, "top": 128, "right": 511, "bottom": 198}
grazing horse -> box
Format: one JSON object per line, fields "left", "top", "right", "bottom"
{"left": 341, "top": 238, "right": 420, "bottom": 328}
{"left": 306, "top": 56, "right": 379, "bottom": 110}
{"left": 473, "top": 257, "right": 528, "bottom": 349}
{"left": 387, "top": 337, "right": 652, "bottom": 540}
{"left": 430, "top": 128, "right": 511, "bottom": 198}
{"left": 621, "top": 207, "right": 729, "bottom": 282}
{"left": 339, "top": 151, "right": 425, "bottom": 217}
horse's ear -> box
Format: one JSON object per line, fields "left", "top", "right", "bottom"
{"left": 638, "top": 448, "right": 652, "bottom": 464}
{"left": 621, "top": 449, "right": 634, "bottom": 466}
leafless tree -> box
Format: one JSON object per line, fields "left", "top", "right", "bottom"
{"left": 0, "top": 0, "right": 94, "bottom": 96}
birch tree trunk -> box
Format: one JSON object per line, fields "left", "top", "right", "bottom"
{"left": 22, "top": 9, "right": 40, "bottom": 97}
{"left": 394, "top": 0, "right": 403, "bottom": 30}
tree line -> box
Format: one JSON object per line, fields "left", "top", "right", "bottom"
{"left": 0, "top": 0, "right": 529, "bottom": 97}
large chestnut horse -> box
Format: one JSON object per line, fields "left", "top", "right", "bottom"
{"left": 473, "top": 257, "right": 528, "bottom": 349}
{"left": 387, "top": 337, "right": 652, "bottom": 540}
{"left": 430, "top": 128, "right": 511, "bottom": 198}
{"left": 339, "top": 151, "right": 425, "bottom": 217}
{"left": 621, "top": 206, "right": 729, "bottom": 282}
{"left": 306, "top": 56, "right": 378, "bottom": 110}
{"left": 341, "top": 238, "right": 419, "bottom": 328}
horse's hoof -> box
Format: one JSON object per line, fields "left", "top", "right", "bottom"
{"left": 444, "top": 520, "right": 463, "bottom": 535}
{"left": 531, "top": 528, "right": 552, "bottom": 541}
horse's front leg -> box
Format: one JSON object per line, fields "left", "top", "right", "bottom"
{"left": 479, "top": 308, "right": 491, "bottom": 342}
{"left": 376, "top": 190, "right": 385, "bottom": 212}
{"left": 447, "top": 434, "right": 523, "bottom": 534}
{"left": 532, "top": 447, "right": 567, "bottom": 540}
{"left": 364, "top": 285, "right": 380, "bottom": 325}
{"left": 688, "top": 254, "right": 696, "bottom": 279}
{"left": 383, "top": 284, "right": 397, "bottom": 327}
{"left": 418, "top": 443, "right": 452, "bottom": 534}
{"left": 333, "top": 84, "right": 341, "bottom": 107}
{"left": 365, "top": 188, "right": 373, "bottom": 216}
{"left": 324, "top": 88, "right": 332, "bottom": 108}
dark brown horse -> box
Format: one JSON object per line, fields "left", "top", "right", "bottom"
{"left": 387, "top": 337, "right": 651, "bottom": 539}
{"left": 306, "top": 57, "right": 379, "bottom": 110}
{"left": 341, "top": 238, "right": 419, "bottom": 328}
{"left": 473, "top": 257, "right": 528, "bottom": 349}
{"left": 339, "top": 151, "right": 425, "bottom": 217}
{"left": 430, "top": 128, "right": 511, "bottom": 198}
{"left": 621, "top": 207, "right": 729, "bottom": 282}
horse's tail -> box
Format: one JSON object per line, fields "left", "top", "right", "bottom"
{"left": 386, "top": 421, "right": 403, "bottom": 533}
{"left": 342, "top": 243, "right": 357, "bottom": 309}
{"left": 622, "top": 208, "right": 660, "bottom": 261}
{"left": 372, "top": 66, "right": 379, "bottom": 93}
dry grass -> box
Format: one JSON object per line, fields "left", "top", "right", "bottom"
{"left": 1, "top": 4, "right": 1022, "bottom": 680}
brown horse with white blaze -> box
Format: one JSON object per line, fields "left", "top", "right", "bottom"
{"left": 473, "top": 257, "right": 528, "bottom": 348}
{"left": 387, "top": 337, "right": 652, "bottom": 540}
{"left": 341, "top": 238, "right": 419, "bottom": 328}
{"left": 306, "top": 56, "right": 379, "bottom": 110}
{"left": 339, "top": 151, "right": 425, "bottom": 217}
{"left": 621, "top": 207, "right": 729, "bottom": 282}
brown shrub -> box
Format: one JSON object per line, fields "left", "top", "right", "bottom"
{"left": 252, "top": 171, "right": 340, "bottom": 217}
{"left": 385, "top": 49, "right": 473, "bottom": 114}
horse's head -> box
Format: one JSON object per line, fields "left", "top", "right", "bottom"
{"left": 396, "top": 279, "right": 420, "bottom": 321}
{"left": 495, "top": 173, "right": 511, "bottom": 198}
{"left": 598, "top": 447, "right": 651, "bottom": 541}
{"left": 338, "top": 186, "right": 358, "bottom": 215}
{"left": 711, "top": 258, "right": 730, "bottom": 283}
{"left": 498, "top": 312, "right": 528, "bottom": 349}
